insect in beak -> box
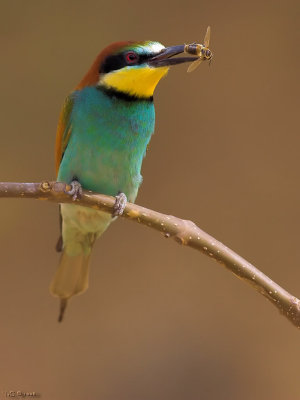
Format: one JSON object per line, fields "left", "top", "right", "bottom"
{"left": 184, "top": 26, "right": 213, "bottom": 73}
{"left": 148, "top": 26, "right": 213, "bottom": 73}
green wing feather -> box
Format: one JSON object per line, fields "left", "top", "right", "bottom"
{"left": 55, "top": 94, "right": 75, "bottom": 175}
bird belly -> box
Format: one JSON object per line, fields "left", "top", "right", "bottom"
{"left": 58, "top": 142, "right": 141, "bottom": 203}
{"left": 60, "top": 203, "right": 112, "bottom": 256}
{"left": 57, "top": 88, "right": 155, "bottom": 202}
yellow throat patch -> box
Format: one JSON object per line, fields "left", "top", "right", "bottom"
{"left": 99, "top": 65, "right": 169, "bottom": 98}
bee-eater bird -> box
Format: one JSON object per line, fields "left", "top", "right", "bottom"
{"left": 51, "top": 40, "right": 200, "bottom": 321}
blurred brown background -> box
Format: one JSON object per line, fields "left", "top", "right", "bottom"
{"left": 0, "top": 0, "right": 299, "bottom": 399}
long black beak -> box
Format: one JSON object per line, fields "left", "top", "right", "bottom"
{"left": 148, "top": 45, "right": 198, "bottom": 67}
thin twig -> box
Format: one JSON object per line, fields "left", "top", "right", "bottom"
{"left": 0, "top": 181, "right": 299, "bottom": 329}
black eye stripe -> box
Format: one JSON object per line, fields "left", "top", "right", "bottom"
{"left": 100, "top": 54, "right": 125, "bottom": 74}
{"left": 100, "top": 52, "right": 154, "bottom": 74}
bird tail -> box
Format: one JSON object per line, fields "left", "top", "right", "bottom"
{"left": 50, "top": 248, "right": 92, "bottom": 322}
{"left": 50, "top": 204, "right": 111, "bottom": 322}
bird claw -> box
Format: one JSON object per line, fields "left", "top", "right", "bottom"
{"left": 65, "top": 180, "right": 83, "bottom": 201}
{"left": 113, "top": 192, "right": 127, "bottom": 217}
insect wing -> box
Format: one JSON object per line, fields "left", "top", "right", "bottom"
{"left": 204, "top": 26, "right": 211, "bottom": 48}
{"left": 187, "top": 58, "right": 203, "bottom": 73}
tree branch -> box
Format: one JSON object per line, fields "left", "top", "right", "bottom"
{"left": 1, "top": 181, "right": 299, "bottom": 329}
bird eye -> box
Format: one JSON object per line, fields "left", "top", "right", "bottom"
{"left": 125, "top": 51, "right": 138, "bottom": 64}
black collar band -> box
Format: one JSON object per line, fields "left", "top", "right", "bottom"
{"left": 97, "top": 85, "right": 153, "bottom": 102}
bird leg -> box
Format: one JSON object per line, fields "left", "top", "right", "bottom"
{"left": 113, "top": 192, "right": 127, "bottom": 217}
{"left": 65, "top": 179, "right": 83, "bottom": 201}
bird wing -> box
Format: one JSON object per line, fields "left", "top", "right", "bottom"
{"left": 55, "top": 94, "right": 75, "bottom": 176}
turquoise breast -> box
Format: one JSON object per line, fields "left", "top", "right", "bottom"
{"left": 58, "top": 87, "right": 155, "bottom": 202}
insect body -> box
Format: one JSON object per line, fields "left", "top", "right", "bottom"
{"left": 184, "top": 26, "right": 212, "bottom": 72}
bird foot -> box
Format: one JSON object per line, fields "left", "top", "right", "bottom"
{"left": 65, "top": 180, "right": 83, "bottom": 201}
{"left": 113, "top": 192, "right": 127, "bottom": 217}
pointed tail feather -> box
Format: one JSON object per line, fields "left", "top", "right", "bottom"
{"left": 50, "top": 251, "right": 91, "bottom": 321}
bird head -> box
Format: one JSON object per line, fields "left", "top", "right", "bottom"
{"left": 76, "top": 41, "right": 199, "bottom": 99}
